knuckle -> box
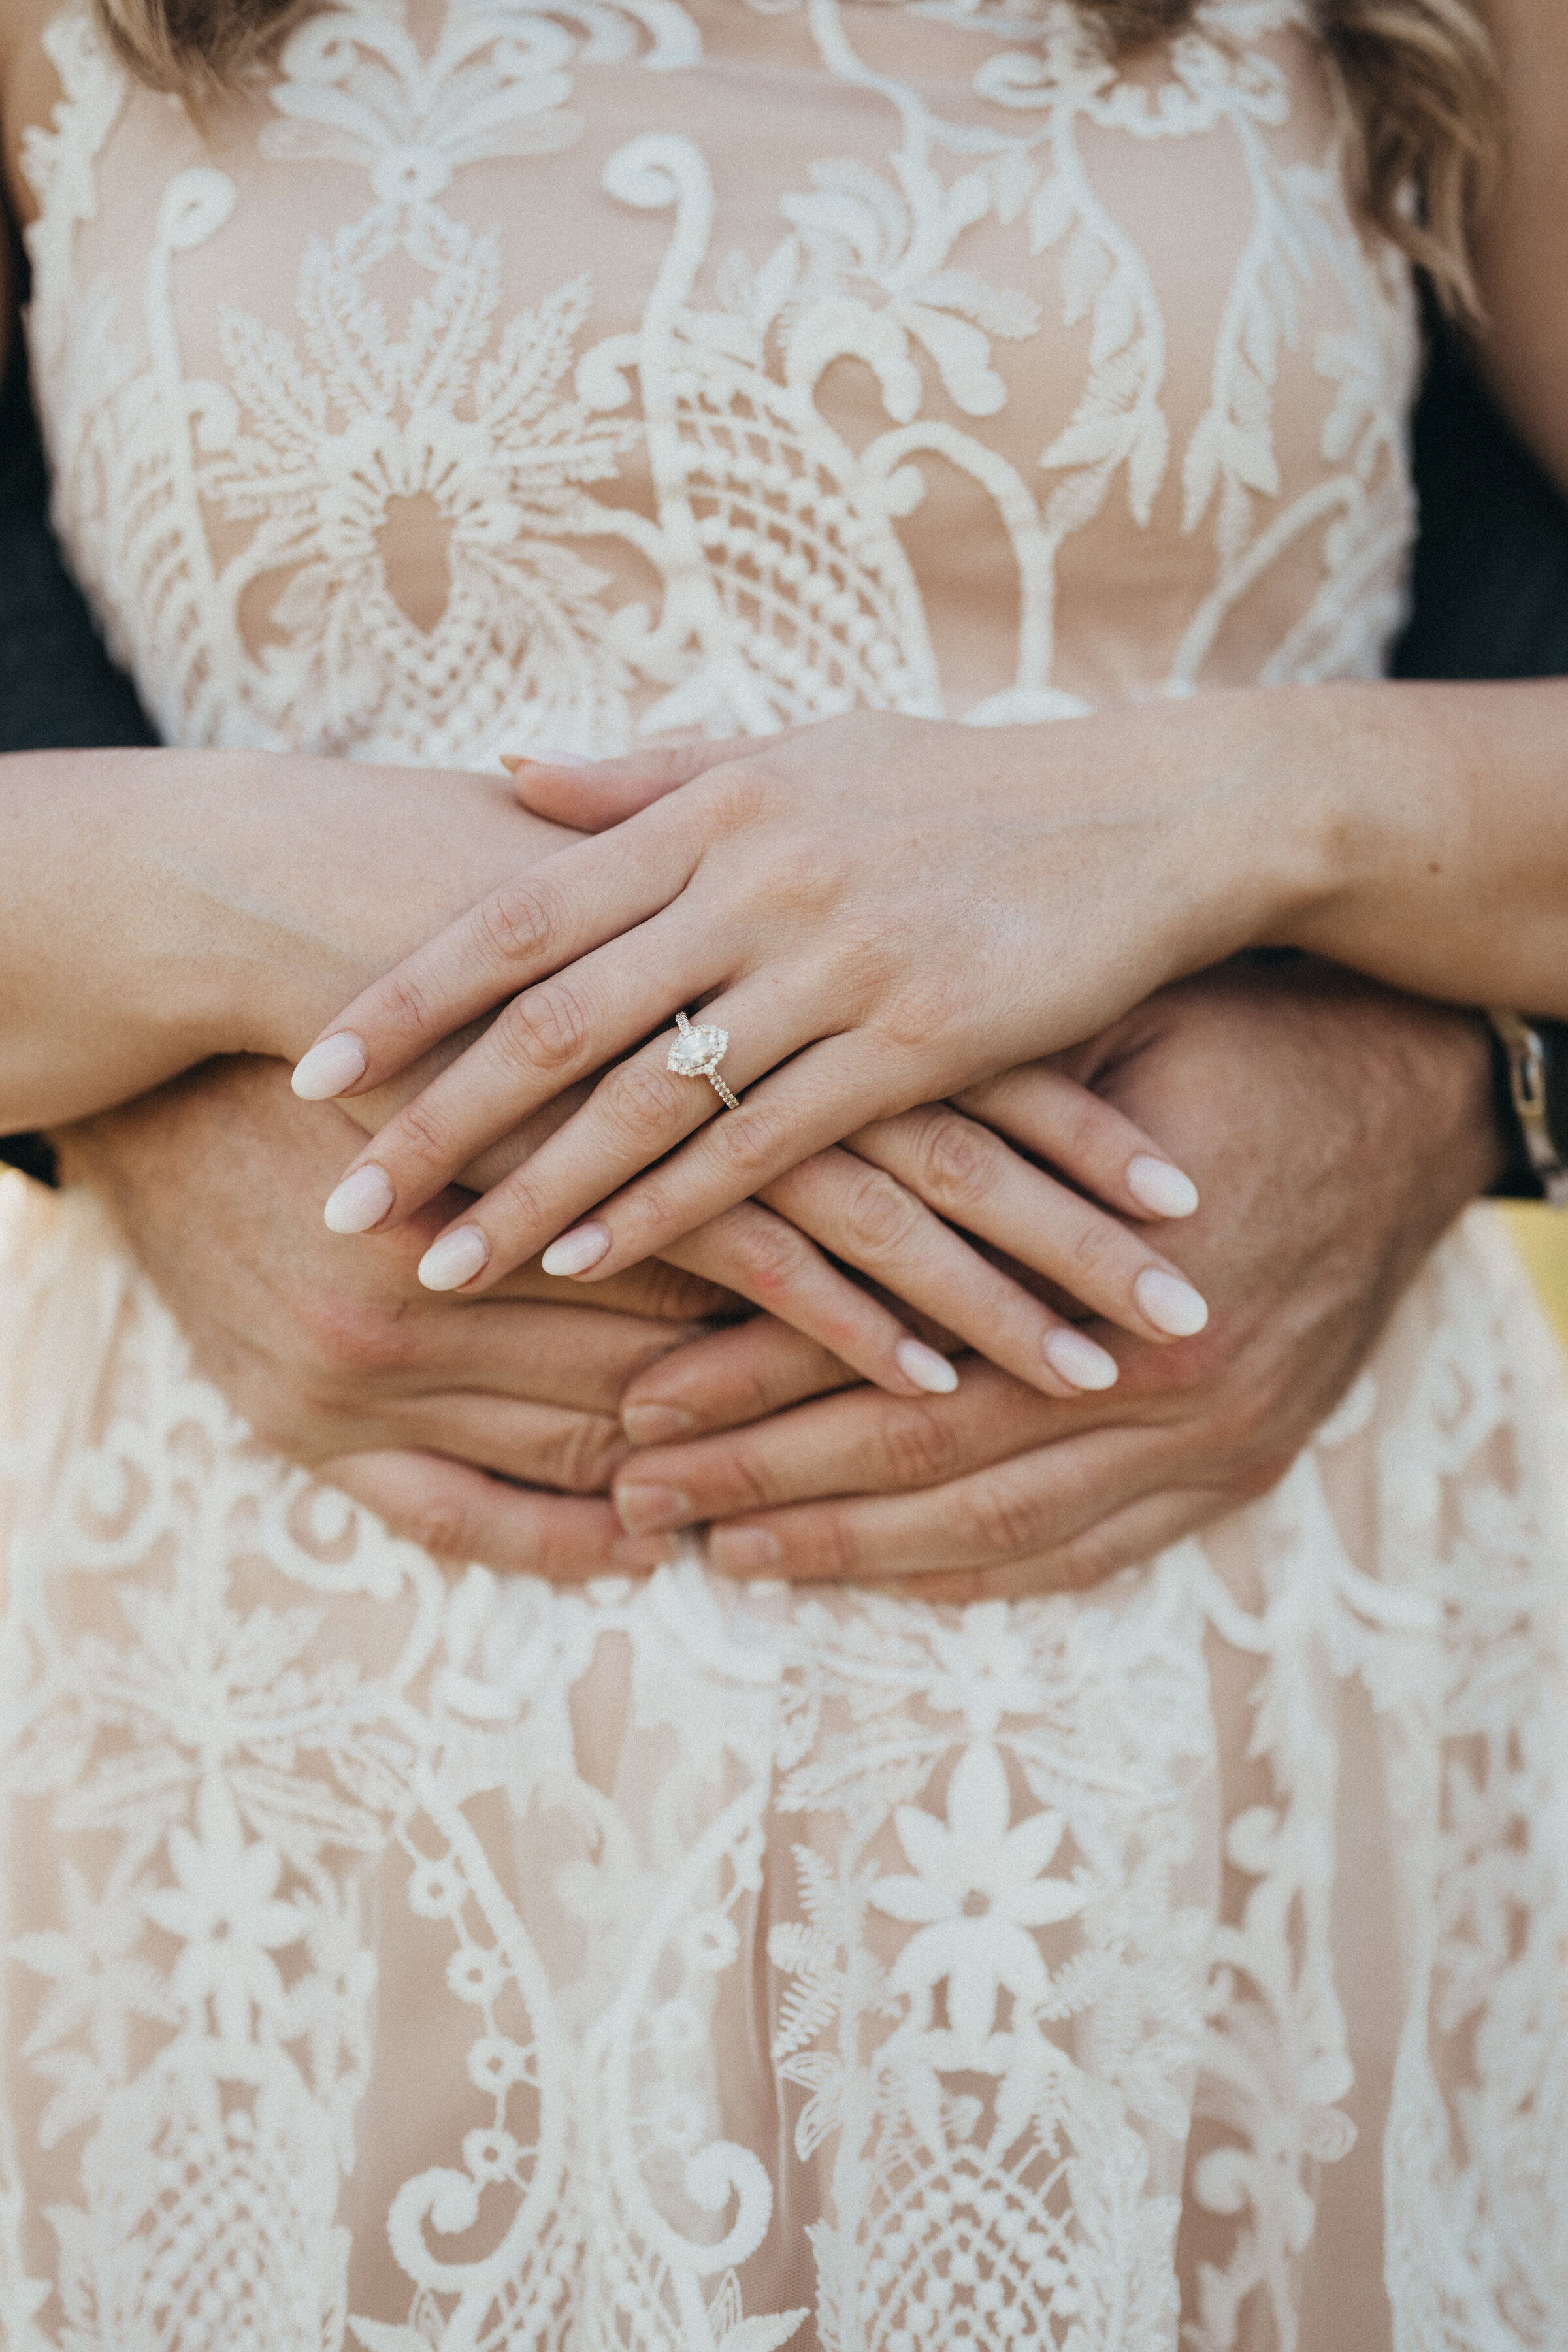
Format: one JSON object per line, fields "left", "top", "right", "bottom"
{"left": 1068, "top": 1216, "right": 1117, "bottom": 1284}
{"left": 913, "top": 1113, "right": 994, "bottom": 1215}
{"left": 602, "top": 1058, "right": 686, "bottom": 1149}
{"left": 534, "top": 1414, "right": 623, "bottom": 1495}
{"left": 390, "top": 1091, "right": 461, "bottom": 1176}
{"left": 952, "top": 1473, "right": 1046, "bottom": 1562}
{"left": 1053, "top": 1083, "right": 1110, "bottom": 1166}
{"left": 499, "top": 981, "right": 593, "bottom": 1076}
{"left": 710, "top": 1103, "right": 785, "bottom": 1185}
{"left": 706, "top": 1446, "right": 776, "bottom": 1514}
{"left": 402, "top": 1491, "right": 479, "bottom": 1560}
{"left": 836, "top": 1166, "right": 923, "bottom": 1262}
{"left": 875, "top": 1399, "right": 963, "bottom": 1490}
{"left": 381, "top": 966, "right": 438, "bottom": 1039}
{"left": 803, "top": 1509, "right": 863, "bottom": 1582}
{"left": 875, "top": 970, "right": 962, "bottom": 1058}
{"left": 478, "top": 879, "right": 557, "bottom": 970}
{"left": 731, "top": 1216, "right": 812, "bottom": 1304}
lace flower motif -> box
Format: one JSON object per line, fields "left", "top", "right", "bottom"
{"left": 870, "top": 1741, "right": 1087, "bottom": 2051}
{"left": 144, "top": 1777, "right": 307, "bottom": 2044}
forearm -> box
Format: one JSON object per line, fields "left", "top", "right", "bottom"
{"left": 0, "top": 747, "right": 576, "bottom": 1131}
{"left": 1190, "top": 678, "right": 1568, "bottom": 1016}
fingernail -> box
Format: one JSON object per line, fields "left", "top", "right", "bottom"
{"left": 1126, "top": 1154, "right": 1200, "bottom": 1218}
{"left": 1134, "top": 1267, "right": 1210, "bottom": 1337}
{"left": 894, "top": 1337, "right": 959, "bottom": 1394}
{"left": 418, "top": 1224, "right": 491, "bottom": 1292}
{"left": 323, "top": 1162, "right": 394, "bottom": 1235}
{"left": 1043, "top": 1326, "right": 1119, "bottom": 1390}
{"left": 709, "top": 1527, "right": 782, "bottom": 1576}
{"left": 502, "top": 746, "right": 593, "bottom": 770}
{"left": 541, "top": 1222, "right": 612, "bottom": 1278}
{"left": 615, "top": 1483, "right": 693, "bottom": 1535}
{"left": 293, "top": 1032, "right": 367, "bottom": 1102}
{"left": 623, "top": 1403, "right": 696, "bottom": 1446}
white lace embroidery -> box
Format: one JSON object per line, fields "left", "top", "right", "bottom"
{"left": 3, "top": 1186, "right": 1565, "bottom": 2350}
{"left": 5, "top": 2, "right": 1565, "bottom": 2347}
{"left": 23, "top": 0, "right": 1416, "bottom": 760}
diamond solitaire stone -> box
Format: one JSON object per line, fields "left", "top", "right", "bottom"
{"left": 668, "top": 1010, "right": 742, "bottom": 1109}
{"left": 668, "top": 1021, "right": 727, "bottom": 1077}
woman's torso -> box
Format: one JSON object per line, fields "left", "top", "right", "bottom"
{"left": 6, "top": 0, "right": 1418, "bottom": 768}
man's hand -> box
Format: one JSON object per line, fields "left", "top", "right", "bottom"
{"left": 606, "top": 962, "right": 1505, "bottom": 1601}
{"left": 56, "top": 1056, "right": 723, "bottom": 1574}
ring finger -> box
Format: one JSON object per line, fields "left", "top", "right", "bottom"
{"left": 408, "top": 985, "right": 866, "bottom": 1293}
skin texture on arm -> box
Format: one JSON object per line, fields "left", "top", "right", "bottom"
{"left": 0, "top": 749, "right": 586, "bottom": 1132}
{"left": 602, "top": 963, "right": 1504, "bottom": 1602}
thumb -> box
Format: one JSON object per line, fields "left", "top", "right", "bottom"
{"left": 501, "top": 737, "right": 755, "bottom": 828}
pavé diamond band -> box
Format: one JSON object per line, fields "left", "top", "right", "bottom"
{"left": 668, "top": 1010, "right": 742, "bottom": 1111}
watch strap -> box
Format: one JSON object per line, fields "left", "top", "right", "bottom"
{"left": 1488, "top": 1009, "right": 1568, "bottom": 1207}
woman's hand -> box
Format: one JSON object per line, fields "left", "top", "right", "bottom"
{"left": 297, "top": 706, "right": 1288, "bottom": 1295}
{"left": 340, "top": 1043, "right": 1211, "bottom": 1399}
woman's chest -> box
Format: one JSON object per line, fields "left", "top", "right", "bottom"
{"left": 16, "top": 0, "right": 1417, "bottom": 757}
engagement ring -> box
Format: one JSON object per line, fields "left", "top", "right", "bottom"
{"left": 668, "top": 1010, "right": 742, "bottom": 1111}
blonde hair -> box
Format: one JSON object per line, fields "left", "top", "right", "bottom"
{"left": 95, "top": 0, "right": 1501, "bottom": 310}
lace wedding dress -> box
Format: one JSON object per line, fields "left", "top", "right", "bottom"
{"left": 3, "top": 2, "right": 1565, "bottom": 2345}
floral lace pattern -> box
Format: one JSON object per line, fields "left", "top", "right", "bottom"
{"left": 3, "top": 1184, "right": 1565, "bottom": 2351}
{"left": 5, "top": 1, "right": 1566, "bottom": 2345}
{"left": 22, "top": 0, "right": 1415, "bottom": 760}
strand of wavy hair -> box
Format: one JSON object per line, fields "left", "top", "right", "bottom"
{"left": 95, "top": 0, "right": 1501, "bottom": 312}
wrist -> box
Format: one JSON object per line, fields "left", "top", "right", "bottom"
{"left": 200, "top": 759, "right": 582, "bottom": 1065}
{"left": 1219, "top": 686, "right": 1443, "bottom": 960}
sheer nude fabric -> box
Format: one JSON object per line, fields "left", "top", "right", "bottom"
{"left": 2, "top": 4, "right": 1566, "bottom": 2347}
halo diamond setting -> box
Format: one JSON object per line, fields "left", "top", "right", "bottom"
{"left": 668, "top": 1011, "right": 742, "bottom": 1110}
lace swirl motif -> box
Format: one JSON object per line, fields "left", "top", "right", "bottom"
{"left": 22, "top": 0, "right": 1415, "bottom": 764}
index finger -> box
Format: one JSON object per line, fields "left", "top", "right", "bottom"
{"left": 291, "top": 803, "right": 698, "bottom": 1102}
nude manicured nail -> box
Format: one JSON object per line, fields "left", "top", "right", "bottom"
{"left": 323, "top": 1163, "right": 394, "bottom": 1235}
{"left": 616, "top": 1484, "right": 693, "bottom": 1535}
{"left": 1134, "top": 1267, "right": 1210, "bottom": 1337}
{"left": 1126, "top": 1154, "right": 1200, "bottom": 1218}
{"left": 1043, "top": 1326, "right": 1119, "bottom": 1391}
{"left": 623, "top": 1403, "right": 696, "bottom": 1446}
{"left": 541, "top": 1222, "right": 612, "bottom": 1278}
{"left": 502, "top": 746, "right": 593, "bottom": 769}
{"left": 293, "top": 1032, "right": 367, "bottom": 1102}
{"left": 894, "top": 1338, "right": 959, "bottom": 1394}
{"left": 709, "top": 1527, "right": 782, "bottom": 1576}
{"left": 418, "top": 1225, "right": 491, "bottom": 1292}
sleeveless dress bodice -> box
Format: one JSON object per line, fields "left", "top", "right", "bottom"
{"left": 3, "top": 8, "right": 1565, "bottom": 2352}
{"left": 21, "top": 0, "right": 1415, "bottom": 763}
